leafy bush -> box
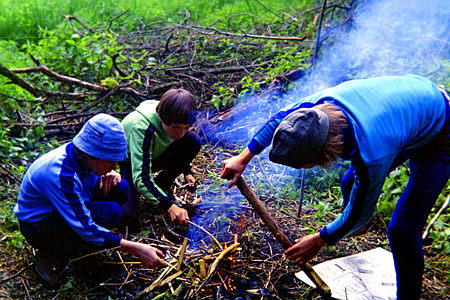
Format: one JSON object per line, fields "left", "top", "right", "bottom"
{"left": 376, "top": 166, "right": 410, "bottom": 223}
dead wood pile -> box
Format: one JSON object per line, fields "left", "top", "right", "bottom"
{"left": 0, "top": 2, "right": 353, "bottom": 141}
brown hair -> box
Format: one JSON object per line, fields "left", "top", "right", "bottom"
{"left": 156, "top": 88, "right": 197, "bottom": 125}
{"left": 310, "top": 103, "right": 349, "bottom": 167}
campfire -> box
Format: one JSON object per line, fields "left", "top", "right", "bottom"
{"left": 63, "top": 162, "right": 331, "bottom": 299}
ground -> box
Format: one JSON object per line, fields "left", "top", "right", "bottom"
{"left": 0, "top": 145, "right": 448, "bottom": 299}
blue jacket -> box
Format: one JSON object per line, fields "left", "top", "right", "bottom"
{"left": 248, "top": 75, "right": 447, "bottom": 244}
{"left": 14, "top": 142, "right": 121, "bottom": 248}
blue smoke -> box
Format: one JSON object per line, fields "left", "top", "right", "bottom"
{"left": 190, "top": 0, "right": 449, "bottom": 242}
{"left": 203, "top": 0, "right": 449, "bottom": 149}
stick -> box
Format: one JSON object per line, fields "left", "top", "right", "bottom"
{"left": 423, "top": 194, "right": 449, "bottom": 240}
{"left": 188, "top": 221, "right": 223, "bottom": 250}
{"left": 195, "top": 241, "right": 239, "bottom": 295}
{"left": 297, "top": 168, "right": 307, "bottom": 217}
{"left": 312, "top": 0, "right": 328, "bottom": 67}
{"left": 176, "top": 238, "right": 189, "bottom": 271}
{"left": 235, "top": 177, "right": 331, "bottom": 296}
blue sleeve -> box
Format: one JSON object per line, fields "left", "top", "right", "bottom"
{"left": 51, "top": 164, "right": 121, "bottom": 248}
{"left": 319, "top": 155, "right": 391, "bottom": 244}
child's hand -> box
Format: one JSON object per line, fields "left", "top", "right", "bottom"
{"left": 100, "top": 170, "right": 121, "bottom": 195}
{"left": 184, "top": 174, "right": 196, "bottom": 193}
{"left": 167, "top": 204, "right": 190, "bottom": 226}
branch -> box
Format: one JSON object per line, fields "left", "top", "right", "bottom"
{"left": 63, "top": 14, "right": 95, "bottom": 33}
{"left": 179, "top": 24, "right": 309, "bottom": 42}
{"left": 108, "top": 9, "right": 130, "bottom": 31}
{"left": 0, "top": 61, "right": 42, "bottom": 97}
{"left": 10, "top": 65, "right": 108, "bottom": 93}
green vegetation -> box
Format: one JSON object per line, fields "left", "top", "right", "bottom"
{"left": 0, "top": 0, "right": 448, "bottom": 298}
{"left": 0, "top": 0, "right": 313, "bottom": 42}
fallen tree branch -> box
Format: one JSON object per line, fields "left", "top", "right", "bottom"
{"left": 0, "top": 62, "right": 42, "bottom": 97}
{"left": 178, "top": 24, "right": 309, "bottom": 42}
{"left": 10, "top": 65, "right": 108, "bottom": 93}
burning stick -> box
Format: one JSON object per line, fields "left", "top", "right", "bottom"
{"left": 235, "top": 177, "right": 331, "bottom": 296}
{"left": 195, "top": 240, "right": 240, "bottom": 294}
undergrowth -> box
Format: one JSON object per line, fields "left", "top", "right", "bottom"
{"left": 0, "top": 0, "right": 449, "bottom": 298}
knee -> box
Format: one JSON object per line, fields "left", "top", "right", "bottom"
{"left": 116, "top": 180, "right": 130, "bottom": 205}
{"left": 387, "top": 222, "right": 421, "bottom": 248}
{"left": 109, "top": 202, "right": 122, "bottom": 228}
{"left": 185, "top": 131, "right": 202, "bottom": 154}
{"left": 106, "top": 202, "right": 122, "bottom": 228}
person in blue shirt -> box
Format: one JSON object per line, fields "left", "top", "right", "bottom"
{"left": 14, "top": 113, "right": 165, "bottom": 285}
{"left": 221, "top": 75, "right": 449, "bottom": 299}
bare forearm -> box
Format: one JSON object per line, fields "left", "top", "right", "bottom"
{"left": 119, "top": 239, "right": 165, "bottom": 268}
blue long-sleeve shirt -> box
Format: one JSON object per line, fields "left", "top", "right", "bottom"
{"left": 248, "top": 75, "right": 447, "bottom": 244}
{"left": 14, "top": 142, "right": 121, "bottom": 248}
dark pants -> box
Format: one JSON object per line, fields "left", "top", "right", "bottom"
{"left": 119, "top": 131, "right": 201, "bottom": 230}
{"left": 340, "top": 112, "right": 450, "bottom": 299}
{"left": 19, "top": 180, "right": 130, "bottom": 259}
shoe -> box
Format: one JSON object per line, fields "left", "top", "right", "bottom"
{"left": 33, "top": 253, "right": 68, "bottom": 286}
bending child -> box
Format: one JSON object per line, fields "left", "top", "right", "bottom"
{"left": 221, "top": 75, "right": 449, "bottom": 299}
{"left": 120, "top": 88, "right": 201, "bottom": 231}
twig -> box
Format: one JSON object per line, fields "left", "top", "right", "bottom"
{"left": 116, "top": 250, "right": 129, "bottom": 274}
{"left": 188, "top": 220, "right": 223, "bottom": 250}
{"left": 159, "top": 270, "right": 184, "bottom": 286}
{"left": 312, "top": 0, "right": 328, "bottom": 67}
{"left": 0, "top": 164, "right": 21, "bottom": 184}
{"left": 108, "top": 9, "right": 130, "bottom": 31}
{"left": 423, "top": 194, "right": 449, "bottom": 239}
{"left": 68, "top": 246, "right": 120, "bottom": 264}
{"left": 195, "top": 241, "right": 240, "bottom": 295}
{"left": 178, "top": 23, "right": 308, "bottom": 41}
{"left": 176, "top": 238, "right": 189, "bottom": 271}
{"left": 63, "top": 14, "right": 95, "bottom": 33}
{"left": 0, "top": 263, "right": 33, "bottom": 284}
{"left": 137, "top": 259, "right": 177, "bottom": 296}
{"left": 20, "top": 277, "right": 31, "bottom": 300}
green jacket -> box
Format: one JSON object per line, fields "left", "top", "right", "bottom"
{"left": 121, "top": 100, "right": 174, "bottom": 208}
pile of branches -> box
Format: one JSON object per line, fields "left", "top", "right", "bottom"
{"left": 0, "top": 1, "right": 354, "bottom": 139}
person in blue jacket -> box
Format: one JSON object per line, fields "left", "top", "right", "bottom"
{"left": 221, "top": 75, "right": 450, "bottom": 299}
{"left": 14, "top": 113, "right": 165, "bottom": 285}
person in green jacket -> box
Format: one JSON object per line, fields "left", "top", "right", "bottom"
{"left": 120, "top": 88, "right": 201, "bottom": 232}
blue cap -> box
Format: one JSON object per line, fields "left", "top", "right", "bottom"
{"left": 73, "top": 113, "right": 128, "bottom": 161}
{"left": 269, "top": 108, "right": 329, "bottom": 169}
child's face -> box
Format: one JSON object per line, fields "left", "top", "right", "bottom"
{"left": 86, "top": 156, "right": 117, "bottom": 176}
{"left": 161, "top": 121, "right": 190, "bottom": 140}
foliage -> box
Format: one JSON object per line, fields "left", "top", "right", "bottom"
{"left": 0, "top": 0, "right": 449, "bottom": 298}
{"left": 376, "top": 166, "right": 410, "bottom": 223}
{"left": 22, "top": 29, "right": 122, "bottom": 82}
{"left": 0, "top": 0, "right": 316, "bottom": 43}
{"left": 207, "top": 85, "right": 237, "bottom": 111}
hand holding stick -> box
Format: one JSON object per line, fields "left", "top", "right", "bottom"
{"left": 235, "top": 177, "right": 331, "bottom": 296}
